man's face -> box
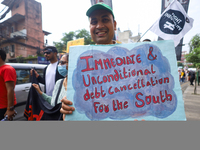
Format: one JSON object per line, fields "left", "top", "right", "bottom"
{"left": 44, "top": 50, "right": 55, "bottom": 61}
{"left": 89, "top": 9, "right": 116, "bottom": 44}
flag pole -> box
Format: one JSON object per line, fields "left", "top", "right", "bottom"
{"left": 137, "top": 25, "right": 153, "bottom": 42}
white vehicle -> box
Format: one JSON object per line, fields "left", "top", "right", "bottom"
{"left": 7, "top": 63, "right": 47, "bottom": 120}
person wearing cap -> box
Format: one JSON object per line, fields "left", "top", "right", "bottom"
{"left": 87, "top": 2, "right": 116, "bottom": 45}
{"left": 31, "top": 46, "right": 64, "bottom": 96}
{"left": 60, "top": 3, "right": 117, "bottom": 118}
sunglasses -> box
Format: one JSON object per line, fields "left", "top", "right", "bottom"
{"left": 59, "top": 60, "right": 68, "bottom": 65}
{"left": 43, "top": 51, "right": 51, "bottom": 55}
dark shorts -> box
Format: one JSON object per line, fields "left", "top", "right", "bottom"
{"left": 0, "top": 108, "right": 7, "bottom": 120}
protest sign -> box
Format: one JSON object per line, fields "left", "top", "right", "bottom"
{"left": 66, "top": 38, "right": 84, "bottom": 53}
{"left": 65, "top": 40, "right": 186, "bottom": 121}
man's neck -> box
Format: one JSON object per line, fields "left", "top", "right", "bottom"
{"left": 0, "top": 60, "right": 5, "bottom": 67}
{"left": 50, "top": 59, "right": 58, "bottom": 64}
{"left": 95, "top": 40, "right": 116, "bottom": 45}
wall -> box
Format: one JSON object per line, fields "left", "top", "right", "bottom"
{"left": 11, "top": 0, "right": 26, "bottom": 16}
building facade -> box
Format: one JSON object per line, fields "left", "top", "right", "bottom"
{"left": 117, "top": 29, "right": 141, "bottom": 44}
{"left": 0, "top": 0, "right": 50, "bottom": 62}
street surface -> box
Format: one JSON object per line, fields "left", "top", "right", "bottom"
{"left": 182, "top": 81, "right": 200, "bottom": 120}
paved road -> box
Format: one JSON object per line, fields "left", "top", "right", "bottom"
{"left": 182, "top": 81, "right": 200, "bottom": 120}
{"left": 181, "top": 81, "right": 190, "bottom": 94}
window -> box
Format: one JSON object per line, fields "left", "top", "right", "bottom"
{"left": 15, "top": 69, "right": 44, "bottom": 85}
{"left": 11, "top": 45, "right": 15, "bottom": 52}
{"left": 16, "top": 69, "right": 30, "bottom": 84}
{"left": 4, "top": 46, "right": 9, "bottom": 53}
{"left": 11, "top": 26, "right": 14, "bottom": 33}
{"left": 35, "top": 69, "right": 44, "bottom": 78}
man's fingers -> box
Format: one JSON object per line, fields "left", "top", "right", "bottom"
{"left": 60, "top": 108, "right": 73, "bottom": 114}
{"left": 61, "top": 99, "right": 73, "bottom": 105}
{"left": 61, "top": 102, "right": 75, "bottom": 111}
{"left": 63, "top": 114, "right": 66, "bottom": 120}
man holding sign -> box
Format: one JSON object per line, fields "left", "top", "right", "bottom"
{"left": 60, "top": 3, "right": 117, "bottom": 116}
{"left": 60, "top": 3, "right": 186, "bottom": 121}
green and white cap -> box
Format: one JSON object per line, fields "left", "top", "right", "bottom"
{"left": 86, "top": 3, "right": 115, "bottom": 19}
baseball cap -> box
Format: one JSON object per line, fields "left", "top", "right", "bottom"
{"left": 44, "top": 46, "right": 58, "bottom": 53}
{"left": 86, "top": 3, "right": 115, "bottom": 19}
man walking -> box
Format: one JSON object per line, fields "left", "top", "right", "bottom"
{"left": 188, "top": 70, "right": 195, "bottom": 85}
{"left": 0, "top": 49, "right": 17, "bottom": 120}
{"left": 31, "top": 46, "right": 64, "bottom": 96}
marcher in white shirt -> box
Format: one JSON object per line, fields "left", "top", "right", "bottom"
{"left": 31, "top": 46, "right": 64, "bottom": 96}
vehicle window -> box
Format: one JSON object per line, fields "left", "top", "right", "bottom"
{"left": 16, "top": 69, "right": 30, "bottom": 84}
{"left": 35, "top": 69, "right": 44, "bottom": 78}
{"left": 15, "top": 68, "right": 44, "bottom": 84}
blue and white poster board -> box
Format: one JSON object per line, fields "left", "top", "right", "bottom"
{"left": 65, "top": 40, "right": 186, "bottom": 121}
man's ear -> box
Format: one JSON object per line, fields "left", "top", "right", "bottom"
{"left": 114, "top": 21, "right": 117, "bottom": 31}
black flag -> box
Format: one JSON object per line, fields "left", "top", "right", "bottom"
{"left": 24, "top": 71, "right": 62, "bottom": 121}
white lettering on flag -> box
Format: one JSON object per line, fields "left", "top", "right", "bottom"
{"left": 150, "top": 0, "right": 193, "bottom": 47}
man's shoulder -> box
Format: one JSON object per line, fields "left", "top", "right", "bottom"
{"left": 1, "top": 64, "right": 15, "bottom": 71}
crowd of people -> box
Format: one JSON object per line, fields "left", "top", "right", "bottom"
{"left": 0, "top": 3, "right": 197, "bottom": 121}
{"left": 178, "top": 68, "right": 196, "bottom": 86}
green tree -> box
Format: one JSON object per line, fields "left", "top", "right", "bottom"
{"left": 53, "top": 31, "right": 75, "bottom": 53}
{"left": 186, "top": 34, "right": 200, "bottom": 68}
{"left": 75, "top": 29, "right": 95, "bottom": 45}
{"left": 54, "top": 29, "right": 95, "bottom": 52}
{"left": 53, "top": 41, "right": 65, "bottom": 53}
{"left": 185, "top": 47, "right": 200, "bottom": 68}
{"left": 177, "top": 62, "right": 183, "bottom": 67}
{"left": 189, "top": 34, "right": 200, "bottom": 53}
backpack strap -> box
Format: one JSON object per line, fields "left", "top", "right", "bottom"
{"left": 55, "top": 78, "right": 65, "bottom": 106}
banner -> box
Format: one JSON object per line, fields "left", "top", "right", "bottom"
{"left": 159, "top": 0, "right": 191, "bottom": 60}
{"left": 66, "top": 38, "right": 84, "bottom": 53}
{"left": 150, "top": 0, "right": 193, "bottom": 47}
{"left": 38, "top": 56, "right": 50, "bottom": 65}
{"left": 90, "top": 0, "right": 113, "bottom": 8}
{"left": 24, "top": 72, "right": 62, "bottom": 121}
{"left": 161, "top": 0, "right": 190, "bottom": 13}
{"left": 65, "top": 40, "right": 186, "bottom": 121}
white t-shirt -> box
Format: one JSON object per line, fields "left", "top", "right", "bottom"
{"left": 45, "top": 61, "right": 58, "bottom": 96}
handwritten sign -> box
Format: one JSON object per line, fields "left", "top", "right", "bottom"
{"left": 65, "top": 40, "right": 186, "bottom": 121}
{"left": 66, "top": 38, "right": 84, "bottom": 53}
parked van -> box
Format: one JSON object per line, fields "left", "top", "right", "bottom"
{"left": 6, "top": 63, "right": 47, "bottom": 120}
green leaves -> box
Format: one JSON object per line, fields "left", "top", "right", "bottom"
{"left": 186, "top": 46, "right": 200, "bottom": 68}
{"left": 189, "top": 34, "right": 200, "bottom": 53}
{"left": 53, "top": 29, "right": 95, "bottom": 53}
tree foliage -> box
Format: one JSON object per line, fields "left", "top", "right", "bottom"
{"left": 54, "top": 29, "right": 95, "bottom": 53}
{"left": 185, "top": 47, "right": 200, "bottom": 69}
{"left": 189, "top": 34, "right": 200, "bottom": 53}
{"left": 177, "top": 62, "right": 183, "bottom": 67}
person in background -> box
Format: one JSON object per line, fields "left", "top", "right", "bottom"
{"left": 32, "top": 53, "right": 69, "bottom": 107}
{"left": 180, "top": 69, "right": 185, "bottom": 82}
{"left": 31, "top": 46, "right": 64, "bottom": 96}
{"left": 178, "top": 70, "right": 181, "bottom": 82}
{"left": 0, "top": 49, "right": 17, "bottom": 120}
{"left": 142, "top": 39, "right": 151, "bottom": 42}
{"left": 188, "top": 70, "right": 195, "bottom": 86}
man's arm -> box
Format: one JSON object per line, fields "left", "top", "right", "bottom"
{"left": 30, "top": 69, "right": 45, "bottom": 84}
{"left": 5, "top": 81, "right": 17, "bottom": 120}
{"left": 37, "top": 67, "right": 47, "bottom": 84}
